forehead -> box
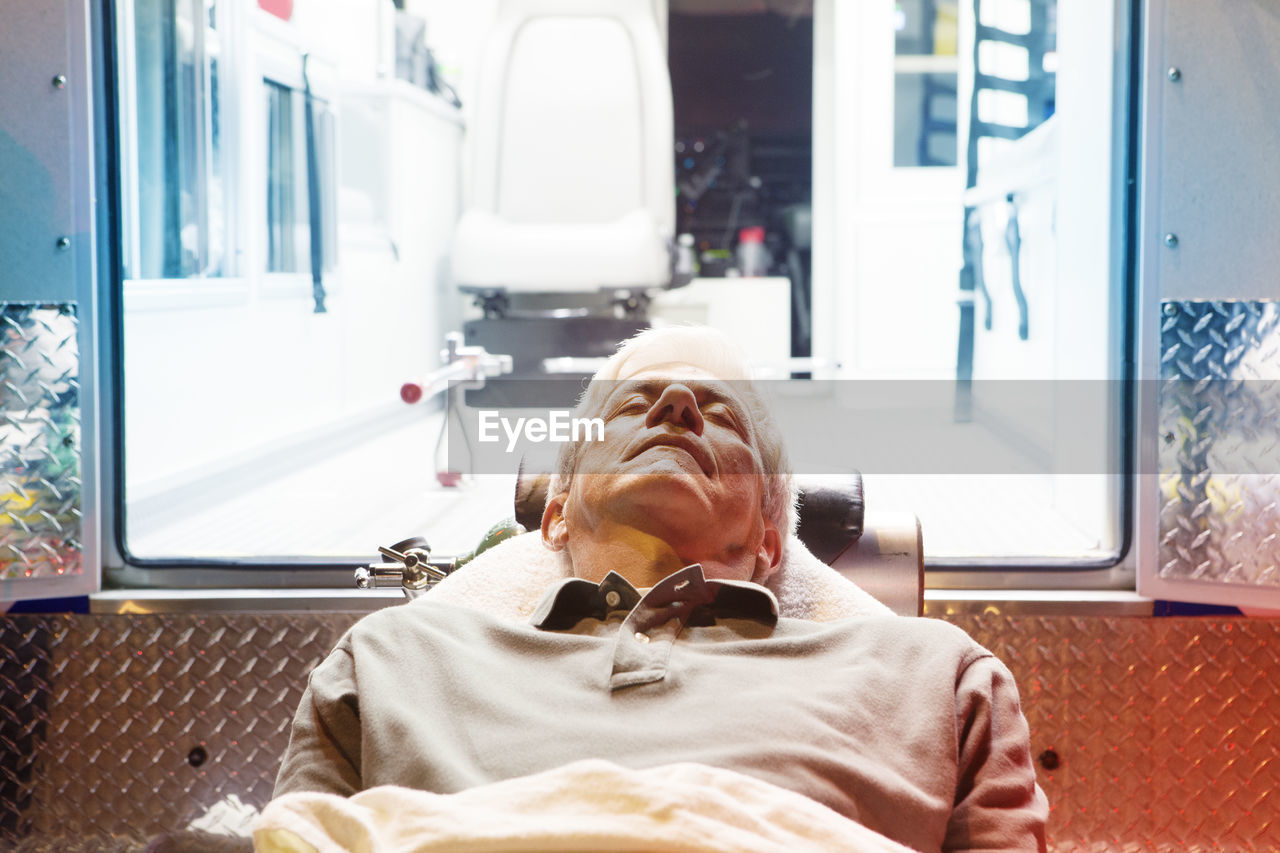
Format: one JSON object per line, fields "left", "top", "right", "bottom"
{"left": 624, "top": 363, "right": 719, "bottom": 381}
{"left": 608, "top": 366, "right": 745, "bottom": 405}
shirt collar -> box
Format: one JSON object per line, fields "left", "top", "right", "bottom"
{"left": 530, "top": 564, "right": 779, "bottom": 631}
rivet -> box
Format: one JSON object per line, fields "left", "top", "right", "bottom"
{"left": 52, "top": 74, "right": 67, "bottom": 89}
{"left": 1162, "top": 303, "right": 1178, "bottom": 317}
{"left": 187, "top": 746, "right": 208, "bottom": 768}
{"left": 1164, "top": 233, "right": 1179, "bottom": 248}
{"left": 56, "top": 236, "right": 71, "bottom": 251}
{"left": 1038, "top": 749, "right": 1061, "bottom": 771}
{"left": 1167, "top": 67, "right": 1181, "bottom": 82}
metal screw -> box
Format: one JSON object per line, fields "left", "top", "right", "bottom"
{"left": 1164, "top": 233, "right": 1179, "bottom": 248}
{"left": 52, "top": 74, "right": 67, "bottom": 89}
{"left": 1167, "top": 67, "right": 1181, "bottom": 82}
{"left": 55, "top": 236, "right": 70, "bottom": 251}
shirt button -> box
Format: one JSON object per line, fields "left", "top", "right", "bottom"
{"left": 605, "top": 590, "right": 621, "bottom": 608}
{"left": 634, "top": 631, "right": 650, "bottom": 644}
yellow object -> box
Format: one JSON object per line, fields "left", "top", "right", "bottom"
{"left": 934, "top": 2, "right": 959, "bottom": 56}
{"left": 0, "top": 487, "right": 37, "bottom": 527}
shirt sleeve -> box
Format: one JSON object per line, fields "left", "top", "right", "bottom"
{"left": 272, "top": 643, "right": 363, "bottom": 798}
{"left": 945, "top": 652, "right": 1049, "bottom": 852}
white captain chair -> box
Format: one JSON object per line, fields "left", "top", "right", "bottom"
{"left": 452, "top": 0, "right": 676, "bottom": 307}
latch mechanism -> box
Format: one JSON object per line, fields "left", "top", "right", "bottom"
{"left": 354, "top": 537, "right": 455, "bottom": 600}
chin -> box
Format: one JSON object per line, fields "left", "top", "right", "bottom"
{"left": 612, "top": 471, "right": 716, "bottom": 523}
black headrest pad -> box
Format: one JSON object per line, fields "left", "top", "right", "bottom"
{"left": 513, "top": 460, "right": 550, "bottom": 534}
{"left": 793, "top": 473, "right": 864, "bottom": 564}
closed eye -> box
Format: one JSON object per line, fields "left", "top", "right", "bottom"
{"left": 703, "top": 402, "right": 746, "bottom": 437}
{"left": 606, "top": 395, "right": 649, "bottom": 420}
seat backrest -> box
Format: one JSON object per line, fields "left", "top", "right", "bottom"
{"left": 464, "top": 0, "right": 675, "bottom": 235}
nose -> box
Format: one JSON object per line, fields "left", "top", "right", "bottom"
{"left": 645, "top": 383, "right": 704, "bottom": 434}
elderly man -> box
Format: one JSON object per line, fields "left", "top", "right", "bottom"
{"left": 271, "top": 326, "right": 1048, "bottom": 851}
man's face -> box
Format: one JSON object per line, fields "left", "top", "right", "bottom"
{"left": 546, "top": 365, "right": 780, "bottom": 583}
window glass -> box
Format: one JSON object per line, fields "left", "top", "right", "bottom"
{"left": 113, "top": 1, "right": 1128, "bottom": 574}
{"left": 893, "top": 0, "right": 959, "bottom": 167}
{"left": 128, "top": 0, "right": 225, "bottom": 278}
{"left": 265, "top": 81, "right": 336, "bottom": 275}
{"left": 819, "top": 0, "right": 1121, "bottom": 566}
{"left": 265, "top": 79, "right": 304, "bottom": 273}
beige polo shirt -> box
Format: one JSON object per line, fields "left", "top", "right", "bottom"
{"left": 275, "top": 565, "right": 1047, "bottom": 851}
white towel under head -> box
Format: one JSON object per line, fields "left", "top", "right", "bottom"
{"left": 421, "top": 531, "right": 892, "bottom": 623}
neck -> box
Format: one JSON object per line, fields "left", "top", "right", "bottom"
{"left": 566, "top": 520, "right": 692, "bottom": 589}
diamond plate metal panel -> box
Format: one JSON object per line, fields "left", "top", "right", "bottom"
{"left": 957, "top": 614, "right": 1280, "bottom": 852}
{"left": 960, "top": 615, "right": 1157, "bottom": 850}
{"left": 0, "top": 613, "right": 359, "bottom": 849}
{"left": 10, "top": 839, "right": 145, "bottom": 853}
{"left": 4, "top": 611, "right": 1280, "bottom": 851}
{"left": 0, "top": 618, "right": 51, "bottom": 841}
{"left": 0, "top": 304, "right": 81, "bottom": 582}
{"left": 1158, "top": 299, "right": 1280, "bottom": 587}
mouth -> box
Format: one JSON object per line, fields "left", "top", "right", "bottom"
{"left": 628, "top": 433, "right": 714, "bottom": 476}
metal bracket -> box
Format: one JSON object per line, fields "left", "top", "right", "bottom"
{"left": 399, "top": 332, "right": 513, "bottom": 405}
{"left": 354, "top": 537, "right": 455, "bottom": 600}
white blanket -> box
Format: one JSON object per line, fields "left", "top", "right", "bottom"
{"left": 254, "top": 759, "right": 912, "bottom": 853}
{"left": 422, "top": 531, "right": 891, "bottom": 623}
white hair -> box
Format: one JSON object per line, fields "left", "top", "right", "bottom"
{"left": 549, "top": 324, "right": 798, "bottom": 541}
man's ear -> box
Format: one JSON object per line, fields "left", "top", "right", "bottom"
{"left": 751, "top": 523, "right": 783, "bottom": 584}
{"left": 541, "top": 494, "right": 569, "bottom": 551}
